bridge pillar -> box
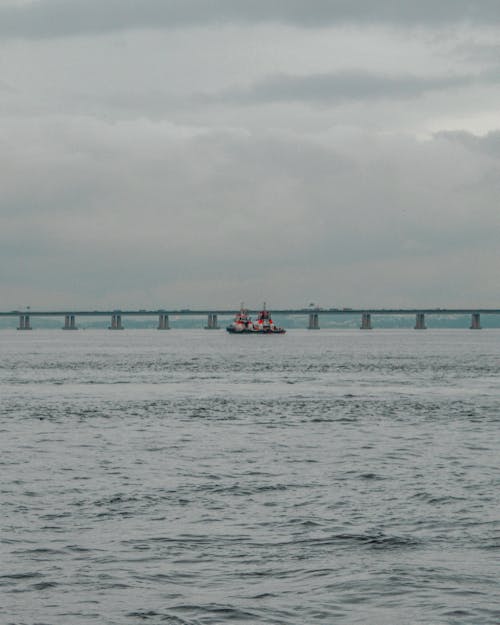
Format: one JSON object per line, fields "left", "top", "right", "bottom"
{"left": 62, "top": 314, "right": 77, "bottom": 330}
{"left": 414, "top": 312, "right": 426, "bottom": 330}
{"left": 157, "top": 313, "right": 170, "bottom": 330}
{"left": 109, "top": 314, "right": 124, "bottom": 330}
{"left": 17, "top": 314, "right": 32, "bottom": 330}
{"left": 470, "top": 312, "right": 481, "bottom": 329}
{"left": 205, "top": 313, "right": 219, "bottom": 329}
{"left": 360, "top": 312, "right": 372, "bottom": 330}
{"left": 308, "top": 312, "right": 319, "bottom": 329}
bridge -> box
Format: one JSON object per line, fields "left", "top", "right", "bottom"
{"left": 2, "top": 308, "right": 499, "bottom": 330}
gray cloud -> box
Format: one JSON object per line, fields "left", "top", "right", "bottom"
{"left": 80, "top": 70, "right": 490, "bottom": 118}
{"left": 1, "top": 120, "right": 499, "bottom": 307}
{"left": 436, "top": 130, "right": 500, "bottom": 158}
{"left": 2, "top": 0, "right": 500, "bottom": 39}
{"left": 453, "top": 42, "right": 500, "bottom": 66}
{"left": 1, "top": 3, "right": 500, "bottom": 309}
{"left": 209, "top": 70, "right": 477, "bottom": 105}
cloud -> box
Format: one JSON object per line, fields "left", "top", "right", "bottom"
{"left": 1, "top": 3, "right": 500, "bottom": 309}
{"left": 1, "top": 118, "right": 499, "bottom": 307}
{"left": 209, "top": 70, "right": 477, "bottom": 105}
{"left": 2, "top": 0, "right": 500, "bottom": 39}
{"left": 435, "top": 129, "right": 500, "bottom": 158}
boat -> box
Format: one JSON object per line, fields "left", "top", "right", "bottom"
{"left": 226, "top": 304, "right": 286, "bottom": 334}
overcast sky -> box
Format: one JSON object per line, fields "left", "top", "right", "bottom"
{"left": 1, "top": 0, "right": 500, "bottom": 309}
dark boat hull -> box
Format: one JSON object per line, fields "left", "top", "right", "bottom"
{"left": 226, "top": 327, "right": 286, "bottom": 334}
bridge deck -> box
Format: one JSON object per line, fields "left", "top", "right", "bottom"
{"left": 1, "top": 309, "right": 500, "bottom": 317}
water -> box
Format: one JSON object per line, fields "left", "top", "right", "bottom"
{"left": 1, "top": 329, "right": 499, "bottom": 625}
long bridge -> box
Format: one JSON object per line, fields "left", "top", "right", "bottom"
{"left": 1, "top": 308, "right": 499, "bottom": 330}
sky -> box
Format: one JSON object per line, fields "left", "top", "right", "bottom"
{"left": 1, "top": 0, "right": 500, "bottom": 310}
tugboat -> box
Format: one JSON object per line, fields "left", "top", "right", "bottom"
{"left": 253, "top": 305, "right": 286, "bottom": 333}
{"left": 226, "top": 304, "right": 254, "bottom": 333}
{"left": 226, "top": 303, "right": 286, "bottom": 334}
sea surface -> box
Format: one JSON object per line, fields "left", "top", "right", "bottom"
{"left": 1, "top": 329, "right": 499, "bottom": 625}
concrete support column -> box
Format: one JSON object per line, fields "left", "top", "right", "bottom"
{"left": 17, "top": 314, "right": 31, "bottom": 330}
{"left": 63, "top": 314, "right": 77, "bottom": 330}
{"left": 414, "top": 312, "right": 426, "bottom": 330}
{"left": 205, "top": 313, "right": 219, "bottom": 329}
{"left": 109, "top": 313, "right": 124, "bottom": 330}
{"left": 158, "top": 313, "right": 170, "bottom": 330}
{"left": 308, "top": 312, "right": 319, "bottom": 329}
{"left": 360, "top": 312, "right": 372, "bottom": 330}
{"left": 470, "top": 312, "right": 482, "bottom": 329}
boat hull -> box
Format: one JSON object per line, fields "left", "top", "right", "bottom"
{"left": 226, "top": 326, "right": 286, "bottom": 334}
